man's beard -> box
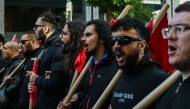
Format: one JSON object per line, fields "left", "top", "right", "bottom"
{"left": 24, "top": 43, "right": 33, "bottom": 56}
{"left": 37, "top": 29, "right": 46, "bottom": 41}
{"left": 85, "top": 44, "right": 99, "bottom": 57}
{"left": 62, "top": 41, "right": 70, "bottom": 54}
{"left": 118, "top": 48, "right": 139, "bottom": 70}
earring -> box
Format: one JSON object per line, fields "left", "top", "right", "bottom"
{"left": 140, "top": 50, "right": 144, "bottom": 55}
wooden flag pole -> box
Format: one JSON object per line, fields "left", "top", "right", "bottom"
{"left": 117, "top": 5, "right": 131, "bottom": 19}
{"left": 63, "top": 56, "right": 92, "bottom": 104}
{"left": 12, "top": 34, "right": 16, "bottom": 41}
{"left": 0, "top": 58, "right": 26, "bottom": 88}
{"left": 133, "top": 70, "right": 181, "bottom": 109}
{"left": 92, "top": 70, "right": 122, "bottom": 109}
{"left": 0, "top": 67, "right": 5, "bottom": 74}
{"left": 151, "top": 3, "right": 170, "bottom": 35}
{"left": 69, "top": 70, "right": 79, "bottom": 91}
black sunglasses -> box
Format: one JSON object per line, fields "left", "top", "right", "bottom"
{"left": 21, "top": 40, "right": 30, "bottom": 44}
{"left": 34, "top": 24, "right": 45, "bottom": 29}
{"left": 110, "top": 36, "right": 142, "bottom": 46}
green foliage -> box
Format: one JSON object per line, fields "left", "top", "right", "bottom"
{"left": 85, "top": 0, "right": 155, "bottom": 22}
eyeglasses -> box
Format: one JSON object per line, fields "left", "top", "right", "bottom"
{"left": 34, "top": 24, "right": 45, "bottom": 30}
{"left": 110, "top": 36, "right": 142, "bottom": 46}
{"left": 21, "top": 40, "right": 30, "bottom": 44}
{"left": 161, "top": 25, "right": 190, "bottom": 39}
{"left": 60, "top": 31, "right": 70, "bottom": 38}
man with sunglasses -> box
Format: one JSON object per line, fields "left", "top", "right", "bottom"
{"left": 18, "top": 30, "right": 41, "bottom": 109}
{"left": 109, "top": 18, "right": 168, "bottom": 109}
{"left": 27, "top": 13, "right": 66, "bottom": 109}
{"left": 156, "top": 2, "right": 190, "bottom": 109}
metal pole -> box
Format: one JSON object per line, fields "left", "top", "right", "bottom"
{"left": 0, "top": 0, "right": 5, "bottom": 36}
{"left": 82, "top": 0, "right": 92, "bottom": 22}
{"left": 66, "top": 0, "right": 73, "bottom": 22}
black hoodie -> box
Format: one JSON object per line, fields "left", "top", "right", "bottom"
{"left": 111, "top": 54, "right": 169, "bottom": 109}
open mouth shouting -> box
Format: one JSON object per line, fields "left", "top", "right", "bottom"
{"left": 168, "top": 45, "right": 177, "bottom": 55}
{"left": 83, "top": 43, "right": 89, "bottom": 50}
{"left": 114, "top": 50, "right": 124, "bottom": 63}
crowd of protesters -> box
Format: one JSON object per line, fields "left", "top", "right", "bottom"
{"left": 0, "top": 1, "right": 190, "bottom": 109}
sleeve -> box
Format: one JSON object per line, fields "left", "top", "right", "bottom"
{"left": 70, "top": 73, "right": 87, "bottom": 109}
{"left": 35, "top": 47, "right": 65, "bottom": 90}
{"left": 6, "top": 62, "right": 24, "bottom": 95}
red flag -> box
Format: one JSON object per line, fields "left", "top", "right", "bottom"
{"left": 110, "top": 19, "right": 118, "bottom": 26}
{"left": 19, "top": 49, "right": 24, "bottom": 55}
{"left": 74, "top": 48, "right": 87, "bottom": 73}
{"left": 30, "top": 58, "right": 39, "bottom": 108}
{"left": 12, "top": 35, "right": 18, "bottom": 42}
{"left": 147, "top": 13, "right": 175, "bottom": 74}
{"left": 39, "top": 40, "right": 43, "bottom": 46}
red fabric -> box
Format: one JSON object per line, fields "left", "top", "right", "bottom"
{"left": 147, "top": 13, "right": 175, "bottom": 74}
{"left": 12, "top": 36, "right": 18, "bottom": 42}
{"left": 39, "top": 40, "right": 43, "bottom": 46}
{"left": 30, "top": 59, "right": 39, "bottom": 108}
{"left": 19, "top": 49, "right": 24, "bottom": 55}
{"left": 74, "top": 48, "right": 87, "bottom": 73}
{"left": 110, "top": 19, "right": 118, "bottom": 26}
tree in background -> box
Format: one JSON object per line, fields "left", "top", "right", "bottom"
{"left": 85, "top": 0, "right": 155, "bottom": 22}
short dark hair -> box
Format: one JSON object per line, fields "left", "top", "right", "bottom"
{"left": 175, "top": 1, "right": 190, "bottom": 13}
{"left": 111, "top": 18, "right": 150, "bottom": 54}
{"left": 38, "top": 13, "right": 62, "bottom": 30}
{"left": 85, "top": 19, "right": 112, "bottom": 53}
{"left": 0, "top": 34, "right": 5, "bottom": 44}
{"left": 22, "top": 30, "right": 37, "bottom": 40}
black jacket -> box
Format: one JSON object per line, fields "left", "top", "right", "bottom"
{"left": 111, "top": 55, "right": 169, "bottom": 109}
{"left": 18, "top": 47, "right": 41, "bottom": 109}
{"left": 34, "top": 29, "right": 66, "bottom": 109}
{"left": 0, "top": 55, "right": 24, "bottom": 109}
{"left": 156, "top": 75, "right": 190, "bottom": 109}
{"left": 0, "top": 51, "right": 8, "bottom": 80}
{"left": 72, "top": 53, "right": 119, "bottom": 109}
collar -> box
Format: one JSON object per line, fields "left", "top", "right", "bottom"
{"left": 90, "top": 53, "right": 108, "bottom": 64}
{"left": 90, "top": 53, "right": 108, "bottom": 70}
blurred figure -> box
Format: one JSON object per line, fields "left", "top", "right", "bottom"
{"left": 0, "top": 41, "right": 24, "bottom": 109}
{"left": 60, "top": 21, "right": 86, "bottom": 93}
{"left": 18, "top": 30, "right": 41, "bottom": 109}
{"left": 0, "top": 34, "right": 7, "bottom": 69}
{"left": 27, "top": 13, "right": 66, "bottom": 109}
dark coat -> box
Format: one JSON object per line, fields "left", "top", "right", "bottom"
{"left": 156, "top": 75, "right": 190, "bottom": 109}
{"left": 110, "top": 55, "right": 169, "bottom": 109}
{"left": 18, "top": 47, "right": 41, "bottom": 109}
{"left": 0, "top": 51, "right": 8, "bottom": 80}
{"left": 0, "top": 55, "right": 24, "bottom": 109}
{"left": 72, "top": 53, "right": 119, "bottom": 109}
{"left": 34, "top": 29, "right": 66, "bottom": 109}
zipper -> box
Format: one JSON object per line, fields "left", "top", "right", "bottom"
{"left": 87, "top": 62, "right": 103, "bottom": 109}
{"left": 175, "top": 82, "right": 182, "bottom": 93}
{"left": 89, "top": 62, "right": 102, "bottom": 85}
